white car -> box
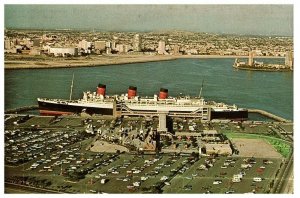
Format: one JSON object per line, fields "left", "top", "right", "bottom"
{"left": 253, "top": 177, "right": 262, "bottom": 182}
{"left": 141, "top": 176, "right": 149, "bottom": 181}
{"left": 213, "top": 180, "right": 222, "bottom": 185}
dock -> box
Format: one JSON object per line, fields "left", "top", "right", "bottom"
{"left": 4, "top": 105, "right": 292, "bottom": 123}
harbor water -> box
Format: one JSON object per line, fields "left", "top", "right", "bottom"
{"left": 5, "top": 58, "right": 293, "bottom": 120}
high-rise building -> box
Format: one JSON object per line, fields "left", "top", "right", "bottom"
{"left": 133, "top": 34, "right": 142, "bottom": 52}
{"left": 12, "top": 38, "right": 19, "bottom": 45}
{"left": 78, "top": 40, "right": 91, "bottom": 50}
{"left": 94, "top": 41, "right": 106, "bottom": 51}
{"left": 4, "top": 39, "right": 11, "bottom": 50}
{"left": 158, "top": 41, "right": 166, "bottom": 55}
{"left": 106, "top": 48, "right": 112, "bottom": 54}
{"left": 116, "top": 44, "right": 126, "bottom": 53}
{"left": 248, "top": 51, "right": 254, "bottom": 66}
{"left": 173, "top": 45, "right": 180, "bottom": 55}
{"left": 106, "top": 41, "right": 111, "bottom": 48}
{"left": 285, "top": 51, "right": 293, "bottom": 69}
{"left": 111, "top": 41, "right": 116, "bottom": 50}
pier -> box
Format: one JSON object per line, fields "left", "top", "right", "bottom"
{"left": 4, "top": 105, "right": 292, "bottom": 123}
{"left": 248, "top": 109, "right": 291, "bottom": 122}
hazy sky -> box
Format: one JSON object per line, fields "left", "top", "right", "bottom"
{"left": 4, "top": 4, "right": 293, "bottom": 36}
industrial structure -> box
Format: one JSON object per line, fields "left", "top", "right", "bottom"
{"left": 233, "top": 50, "right": 293, "bottom": 71}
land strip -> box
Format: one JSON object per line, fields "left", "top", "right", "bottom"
{"left": 4, "top": 54, "right": 283, "bottom": 70}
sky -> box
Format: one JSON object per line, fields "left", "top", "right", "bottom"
{"left": 4, "top": 4, "right": 293, "bottom": 36}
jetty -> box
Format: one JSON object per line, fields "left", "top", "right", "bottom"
{"left": 248, "top": 109, "right": 291, "bottom": 122}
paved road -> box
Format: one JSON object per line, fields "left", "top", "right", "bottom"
{"left": 281, "top": 161, "right": 294, "bottom": 193}
{"left": 275, "top": 153, "right": 293, "bottom": 194}
{"left": 5, "top": 182, "right": 62, "bottom": 194}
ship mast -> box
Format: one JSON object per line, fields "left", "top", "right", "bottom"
{"left": 69, "top": 73, "right": 75, "bottom": 100}
{"left": 198, "top": 79, "right": 204, "bottom": 98}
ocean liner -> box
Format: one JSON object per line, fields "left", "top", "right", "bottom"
{"left": 37, "top": 83, "right": 248, "bottom": 121}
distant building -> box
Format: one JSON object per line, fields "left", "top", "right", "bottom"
{"left": 78, "top": 40, "right": 92, "bottom": 50}
{"left": 19, "top": 38, "right": 32, "bottom": 47}
{"left": 111, "top": 41, "right": 117, "bottom": 50}
{"left": 29, "top": 48, "right": 41, "bottom": 55}
{"left": 254, "top": 50, "right": 263, "bottom": 56}
{"left": 14, "top": 39, "right": 20, "bottom": 45}
{"left": 49, "top": 47, "right": 78, "bottom": 57}
{"left": 42, "top": 34, "right": 56, "bottom": 41}
{"left": 94, "top": 41, "right": 106, "bottom": 51}
{"left": 285, "top": 51, "right": 293, "bottom": 69}
{"left": 173, "top": 45, "right": 180, "bottom": 55}
{"left": 106, "top": 47, "right": 112, "bottom": 54}
{"left": 94, "top": 41, "right": 106, "bottom": 54}
{"left": 158, "top": 41, "right": 166, "bottom": 55}
{"left": 106, "top": 41, "right": 111, "bottom": 48}
{"left": 116, "top": 44, "right": 126, "bottom": 53}
{"left": 4, "top": 39, "right": 12, "bottom": 50}
{"left": 133, "top": 34, "right": 142, "bottom": 52}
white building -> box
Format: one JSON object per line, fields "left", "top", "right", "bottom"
{"left": 4, "top": 39, "right": 12, "bottom": 50}
{"left": 111, "top": 41, "right": 117, "bottom": 50}
{"left": 94, "top": 41, "right": 106, "bottom": 51}
{"left": 158, "top": 41, "right": 166, "bottom": 55}
{"left": 116, "top": 44, "right": 130, "bottom": 53}
{"left": 116, "top": 44, "right": 125, "bottom": 53}
{"left": 285, "top": 51, "right": 293, "bottom": 68}
{"left": 49, "top": 47, "right": 78, "bottom": 57}
{"left": 133, "top": 34, "right": 142, "bottom": 52}
{"left": 78, "top": 40, "right": 92, "bottom": 50}
{"left": 106, "top": 41, "right": 111, "bottom": 48}
{"left": 106, "top": 48, "right": 112, "bottom": 54}
{"left": 173, "top": 45, "right": 180, "bottom": 55}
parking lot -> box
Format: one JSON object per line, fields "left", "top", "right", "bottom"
{"left": 5, "top": 114, "right": 289, "bottom": 193}
{"left": 163, "top": 156, "right": 281, "bottom": 193}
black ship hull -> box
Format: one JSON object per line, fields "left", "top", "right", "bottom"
{"left": 38, "top": 101, "right": 113, "bottom": 116}
{"left": 38, "top": 100, "right": 248, "bottom": 120}
{"left": 211, "top": 110, "right": 248, "bottom": 120}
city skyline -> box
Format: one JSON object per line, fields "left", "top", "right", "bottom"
{"left": 5, "top": 4, "right": 293, "bottom": 36}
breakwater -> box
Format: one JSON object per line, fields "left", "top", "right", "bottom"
{"left": 5, "top": 105, "right": 39, "bottom": 114}
{"left": 248, "top": 109, "right": 291, "bottom": 122}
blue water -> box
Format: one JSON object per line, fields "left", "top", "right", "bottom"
{"left": 5, "top": 58, "right": 293, "bottom": 120}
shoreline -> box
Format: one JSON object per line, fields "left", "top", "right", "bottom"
{"left": 4, "top": 54, "right": 284, "bottom": 70}
{"left": 233, "top": 66, "right": 292, "bottom": 72}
